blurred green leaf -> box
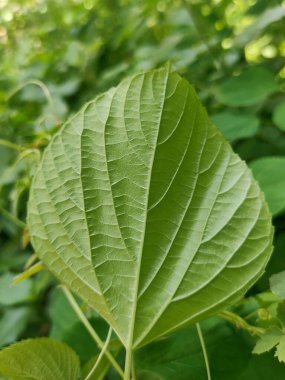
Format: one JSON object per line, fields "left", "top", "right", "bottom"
{"left": 270, "top": 271, "right": 285, "bottom": 299}
{"left": 215, "top": 67, "right": 278, "bottom": 107}
{"left": 135, "top": 317, "right": 285, "bottom": 380}
{"left": 275, "top": 336, "right": 285, "bottom": 363}
{"left": 252, "top": 328, "right": 282, "bottom": 354}
{"left": 277, "top": 301, "right": 285, "bottom": 326}
{"left": 0, "top": 272, "right": 34, "bottom": 306}
{"left": 250, "top": 157, "right": 285, "bottom": 216}
{"left": 273, "top": 100, "right": 285, "bottom": 131}
{"left": 0, "top": 307, "right": 31, "bottom": 347}
{"left": 211, "top": 110, "right": 259, "bottom": 141}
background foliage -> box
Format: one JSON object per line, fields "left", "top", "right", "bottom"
{"left": 0, "top": 0, "right": 285, "bottom": 379}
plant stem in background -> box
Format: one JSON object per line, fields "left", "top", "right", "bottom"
{"left": 196, "top": 323, "right": 212, "bottom": 380}
{"left": 219, "top": 310, "right": 265, "bottom": 336}
{"left": 0, "top": 206, "right": 26, "bottom": 229}
{"left": 0, "top": 139, "right": 24, "bottom": 152}
{"left": 60, "top": 285, "right": 124, "bottom": 379}
{"left": 13, "top": 262, "right": 43, "bottom": 285}
{"left": 84, "top": 327, "right": 113, "bottom": 380}
{"left": 132, "top": 357, "right": 137, "bottom": 380}
{"left": 7, "top": 79, "right": 54, "bottom": 109}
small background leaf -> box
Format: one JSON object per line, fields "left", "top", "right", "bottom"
{"left": 275, "top": 335, "right": 285, "bottom": 363}
{"left": 252, "top": 328, "right": 282, "bottom": 354}
{"left": 0, "top": 272, "right": 34, "bottom": 306}
{"left": 250, "top": 157, "right": 285, "bottom": 216}
{"left": 277, "top": 301, "right": 285, "bottom": 326}
{"left": 273, "top": 100, "right": 285, "bottom": 131}
{"left": 211, "top": 110, "right": 259, "bottom": 141}
{"left": 0, "top": 307, "right": 31, "bottom": 347}
{"left": 215, "top": 67, "right": 278, "bottom": 106}
{"left": 270, "top": 271, "right": 285, "bottom": 299}
{"left": 0, "top": 338, "right": 80, "bottom": 380}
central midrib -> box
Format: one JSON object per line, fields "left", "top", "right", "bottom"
{"left": 126, "top": 69, "right": 170, "bottom": 351}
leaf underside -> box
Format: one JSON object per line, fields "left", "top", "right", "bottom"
{"left": 28, "top": 66, "right": 273, "bottom": 350}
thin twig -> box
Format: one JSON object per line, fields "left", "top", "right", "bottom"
{"left": 7, "top": 79, "right": 54, "bottom": 109}
{"left": 13, "top": 262, "right": 43, "bottom": 285}
{"left": 196, "top": 323, "right": 212, "bottom": 380}
{"left": 0, "top": 206, "right": 26, "bottom": 228}
{"left": 84, "top": 327, "right": 113, "bottom": 380}
{"left": 0, "top": 138, "right": 24, "bottom": 152}
{"left": 218, "top": 310, "right": 265, "bottom": 336}
{"left": 60, "top": 285, "right": 124, "bottom": 379}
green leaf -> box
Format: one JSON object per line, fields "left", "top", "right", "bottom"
{"left": 0, "top": 272, "right": 34, "bottom": 306}
{"left": 250, "top": 157, "right": 285, "bottom": 216}
{"left": 270, "top": 271, "right": 285, "bottom": 299}
{"left": 0, "top": 338, "right": 80, "bottom": 380}
{"left": 135, "top": 317, "right": 285, "bottom": 380}
{"left": 211, "top": 110, "right": 259, "bottom": 142}
{"left": 275, "top": 335, "right": 285, "bottom": 363}
{"left": 215, "top": 67, "right": 278, "bottom": 107}
{"left": 252, "top": 328, "right": 283, "bottom": 354}
{"left": 28, "top": 66, "right": 273, "bottom": 350}
{"left": 0, "top": 307, "right": 31, "bottom": 347}
{"left": 277, "top": 301, "right": 285, "bottom": 326}
{"left": 137, "top": 373, "right": 163, "bottom": 380}
{"left": 273, "top": 100, "right": 285, "bottom": 131}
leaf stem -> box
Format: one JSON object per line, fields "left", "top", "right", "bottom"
{"left": 124, "top": 348, "right": 132, "bottom": 380}
{"left": 196, "top": 323, "right": 212, "bottom": 380}
{"left": 218, "top": 310, "right": 265, "bottom": 336}
{"left": 60, "top": 285, "right": 124, "bottom": 379}
{"left": 84, "top": 327, "right": 113, "bottom": 380}
{"left": 13, "top": 261, "right": 43, "bottom": 285}
{"left": 7, "top": 79, "right": 54, "bottom": 109}
{"left": 132, "top": 357, "right": 137, "bottom": 380}
{"left": 0, "top": 138, "right": 24, "bottom": 152}
{"left": 0, "top": 206, "right": 26, "bottom": 228}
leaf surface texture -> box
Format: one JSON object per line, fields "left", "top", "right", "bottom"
{"left": 28, "top": 67, "right": 273, "bottom": 349}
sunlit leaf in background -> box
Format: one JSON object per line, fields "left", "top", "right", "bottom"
{"left": 253, "top": 328, "right": 283, "bottom": 354}
{"left": 270, "top": 271, "right": 285, "bottom": 299}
